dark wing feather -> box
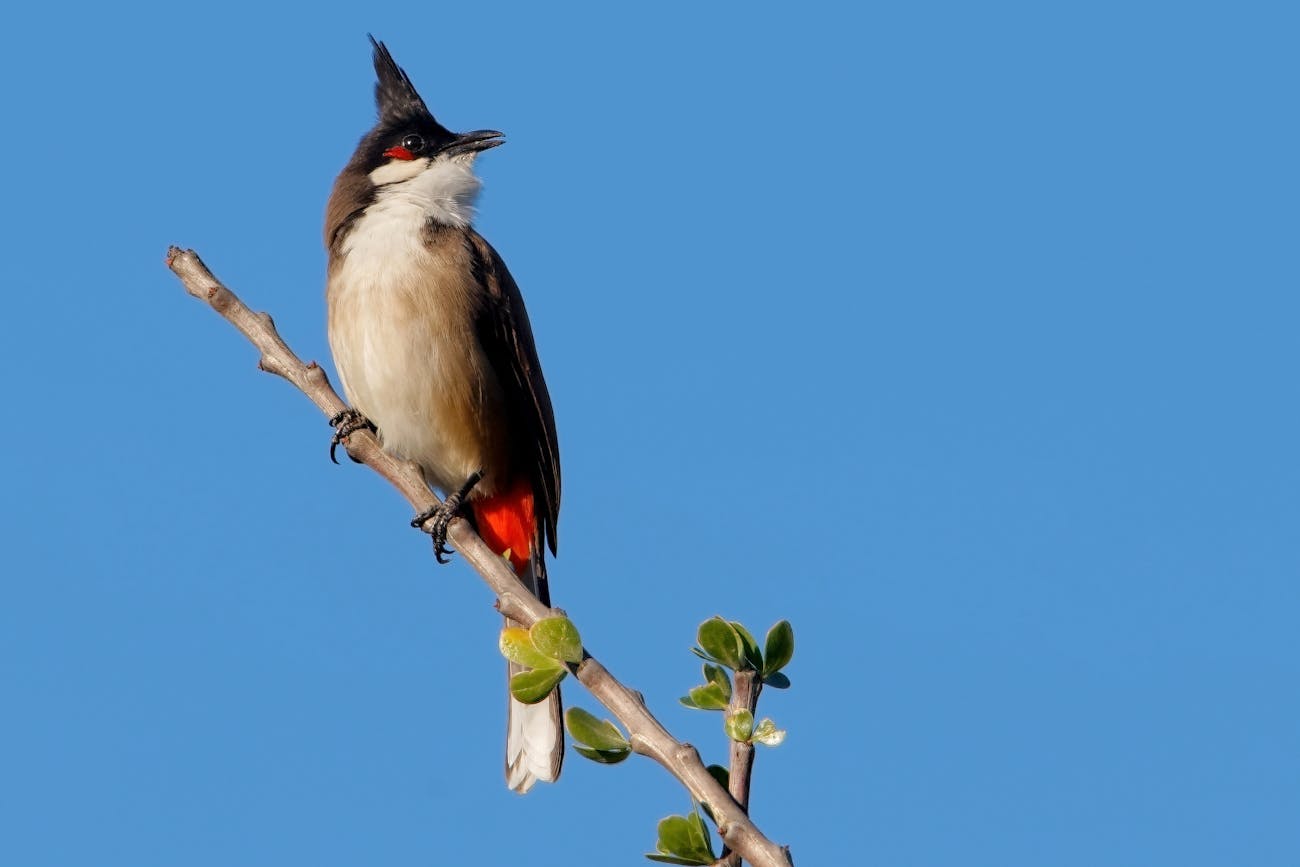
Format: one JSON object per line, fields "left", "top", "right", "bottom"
{"left": 466, "top": 231, "right": 561, "bottom": 558}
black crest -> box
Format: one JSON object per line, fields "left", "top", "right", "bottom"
{"left": 370, "top": 35, "right": 433, "bottom": 123}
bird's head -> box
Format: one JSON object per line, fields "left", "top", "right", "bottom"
{"left": 356, "top": 37, "right": 503, "bottom": 188}
{"left": 326, "top": 37, "right": 505, "bottom": 245}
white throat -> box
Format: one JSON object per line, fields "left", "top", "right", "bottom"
{"left": 367, "top": 155, "right": 483, "bottom": 228}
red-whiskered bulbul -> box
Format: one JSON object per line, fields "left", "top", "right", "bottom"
{"left": 324, "top": 37, "right": 562, "bottom": 793}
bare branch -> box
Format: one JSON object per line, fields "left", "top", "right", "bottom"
{"left": 165, "top": 246, "right": 793, "bottom": 867}
{"left": 720, "top": 670, "right": 761, "bottom": 867}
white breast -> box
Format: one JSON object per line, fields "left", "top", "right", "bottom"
{"left": 326, "top": 159, "right": 497, "bottom": 493}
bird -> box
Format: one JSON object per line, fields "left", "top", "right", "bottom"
{"left": 323, "top": 36, "right": 562, "bottom": 793}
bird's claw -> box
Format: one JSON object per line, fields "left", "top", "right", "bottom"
{"left": 411, "top": 500, "right": 459, "bottom": 563}
{"left": 410, "top": 471, "right": 483, "bottom": 565}
{"left": 329, "top": 409, "right": 375, "bottom": 464}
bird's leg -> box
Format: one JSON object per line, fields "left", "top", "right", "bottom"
{"left": 328, "top": 409, "right": 376, "bottom": 464}
{"left": 411, "top": 470, "right": 483, "bottom": 564}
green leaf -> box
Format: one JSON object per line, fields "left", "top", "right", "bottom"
{"left": 762, "top": 620, "right": 794, "bottom": 677}
{"left": 565, "top": 707, "right": 630, "bottom": 751}
{"left": 645, "top": 856, "right": 710, "bottom": 865}
{"left": 730, "top": 621, "right": 763, "bottom": 671}
{"left": 656, "top": 816, "right": 700, "bottom": 857}
{"left": 530, "top": 616, "right": 583, "bottom": 664}
{"left": 574, "top": 744, "right": 631, "bottom": 764}
{"left": 703, "top": 663, "right": 732, "bottom": 698}
{"left": 689, "top": 646, "right": 720, "bottom": 665}
{"left": 509, "top": 667, "right": 566, "bottom": 704}
{"left": 752, "top": 717, "right": 787, "bottom": 746}
{"left": 696, "top": 617, "right": 743, "bottom": 670}
{"left": 680, "top": 662, "right": 734, "bottom": 710}
{"left": 649, "top": 812, "right": 716, "bottom": 866}
{"left": 499, "top": 627, "right": 563, "bottom": 671}
{"left": 762, "top": 671, "right": 791, "bottom": 689}
{"left": 682, "top": 683, "right": 729, "bottom": 711}
{"left": 686, "top": 810, "right": 715, "bottom": 859}
{"left": 724, "top": 708, "right": 755, "bottom": 742}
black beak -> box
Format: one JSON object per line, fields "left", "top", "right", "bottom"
{"left": 441, "top": 129, "right": 505, "bottom": 157}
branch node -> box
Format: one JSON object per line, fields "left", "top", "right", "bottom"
{"left": 673, "top": 742, "right": 704, "bottom": 765}
{"left": 497, "top": 591, "right": 531, "bottom": 623}
{"left": 304, "top": 363, "right": 332, "bottom": 392}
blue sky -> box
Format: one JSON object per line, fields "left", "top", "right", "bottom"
{"left": 2, "top": 2, "right": 1297, "bottom": 865}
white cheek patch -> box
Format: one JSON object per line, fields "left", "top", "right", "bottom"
{"left": 366, "top": 156, "right": 484, "bottom": 228}
{"left": 369, "top": 156, "right": 431, "bottom": 186}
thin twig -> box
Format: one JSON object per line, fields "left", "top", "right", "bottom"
{"left": 720, "top": 669, "right": 761, "bottom": 866}
{"left": 165, "top": 246, "right": 793, "bottom": 867}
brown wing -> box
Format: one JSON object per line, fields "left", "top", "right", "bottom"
{"left": 465, "top": 230, "right": 561, "bottom": 560}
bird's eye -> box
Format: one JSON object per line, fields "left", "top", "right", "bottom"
{"left": 401, "top": 134, "right": 425, "bottom": 153}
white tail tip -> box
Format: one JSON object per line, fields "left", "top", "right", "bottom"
{"left": 505, "top": 689, "right": 563, "bottom": 793}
